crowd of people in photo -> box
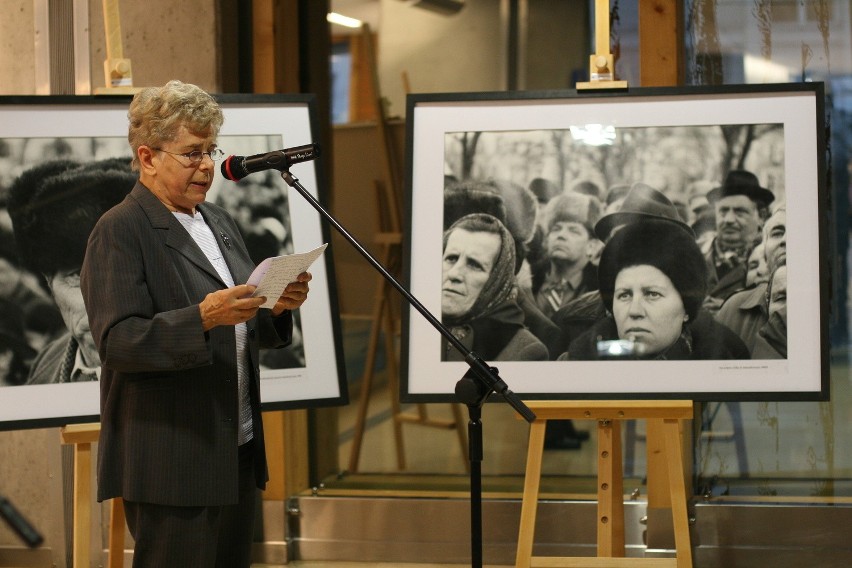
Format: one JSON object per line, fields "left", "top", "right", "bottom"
{"left": 441, "top": 168, "right": 786, "bottom": 364}
{"left": 439, "top": 168, "right": 787, "bottom": 447}
{"left": 0, "top": 138, "right": 304, "bottom": 387}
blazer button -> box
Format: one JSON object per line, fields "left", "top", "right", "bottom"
{"left": 248, "top": 328, "right": 257, "bottom": 339}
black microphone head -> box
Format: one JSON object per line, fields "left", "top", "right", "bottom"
{"left": 220, "top": 143, "right": 321, "bottom": 182}
{"left": 221, "top": 155, "right": 248, "bottom": 182}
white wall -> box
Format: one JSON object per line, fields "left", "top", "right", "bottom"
{"left": 0, "top": 2, "right": 37, "bottom": 94}
{"left": 0, "top": 0, "right": 218, "bottom": 96}
{"left": 378, "top": 0, "right": 506, "bottom": 118}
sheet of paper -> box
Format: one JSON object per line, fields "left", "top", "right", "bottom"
{"left": 246, "top": 243, "right": 328, "bottom": 308}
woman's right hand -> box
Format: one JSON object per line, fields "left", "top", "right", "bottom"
{"left": 199, "top": 285, "right": 266, "bottom": 331}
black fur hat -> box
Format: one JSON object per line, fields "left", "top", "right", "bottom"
{"left": 443, "top": 180, "right": 507, "bottom": 230}
{"left": 8, "top": 157, "right": 136, "bottom": 276}
{"left": 598, "top": 219, "right": 707, "bottom": 322}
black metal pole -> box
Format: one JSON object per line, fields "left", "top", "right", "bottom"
{"left": 279, "top": 167, "right": 535, "bottom": 568}
{"left": 0, "top": 494, "right": 43, "bottom": 548}
{"left": 456, "top": 369, "right": 490, "bottom": 568}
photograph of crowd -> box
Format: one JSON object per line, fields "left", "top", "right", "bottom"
{"left": 403, "top": 86, "right": 824, "bottom": 400}
{"left": 439, "top": 124, "right": 787, "bottom": 363}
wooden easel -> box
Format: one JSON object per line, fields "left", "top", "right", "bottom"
{"left": 577, "top": 0, "right": 628, "bottom": 91}
{"left": 346, "top": 25, "right": 467, "bottom": 473}
{"left": 93, "top": 0, "right": 139, "bottom": 95}
{"left": 60, "top": 423, "right": 125, "bottom": 568}
{"left": 515, "top": 401, "right": 694, "bottom": 568}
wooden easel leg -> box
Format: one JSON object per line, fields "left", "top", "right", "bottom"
{"left": 515, "top": 420, "right": 546, "bottom": 568}
{"left": 382, "top": 296, "right": 407, "bottom": 470}
{"left": 107, "top": 498, "right": 125, "bottom": 568}
{"left": 663, "top": 418, "right": 693, "bottom": 568}
{"left": 597, "top": 419, "right": 625, "bottom": 557}
{"left": 72, "top": 442, "right": 92, "bottom": 568}
{"left": 347, "top": 277, "right": 389, "bottom": 472}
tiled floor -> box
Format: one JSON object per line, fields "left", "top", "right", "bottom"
{"left": 258, "top": 313, "right": 852, "bottom": 566}
{"left": 263, "top": 564, "right": 488, "bottom": 568}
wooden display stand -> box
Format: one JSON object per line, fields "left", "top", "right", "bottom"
{"left": 515, "top": 401, "right": 694, "bottom": 568}
{"left": 576, "top": 0, "right": 628, "bottom": 91}
{"left": 60, "top": 423, "right": 125, "bottom": 568}
{"left": 93, "top": 0, "right": 139, "bottom": 95}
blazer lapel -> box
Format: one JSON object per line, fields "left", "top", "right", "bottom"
{"left": 131, "top": 183, "right": 223, "bottom": 285}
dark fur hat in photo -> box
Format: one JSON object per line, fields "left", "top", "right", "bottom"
{"left": 597, "top": 219, "right": 708, "bottom": 322}
{"left": 444, "top": 180, "right": 507, "bottom": 230}
{"left": 528, "top": 177, "right": 560, "bottom": 205}
{"left": 8, "top": 157, "right": 136, "bottom": 276}
{"left": 487, "top": 179, "right": 537, "bottom": 244}
{"left": 539, "top": 191, "right": 602, "bottom": 236}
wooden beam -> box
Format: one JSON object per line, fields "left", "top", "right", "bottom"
{"left": 638, "top": 0, "right": 684, "bottom": 86}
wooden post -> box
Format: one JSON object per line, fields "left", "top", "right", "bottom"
{"left": 60, "top": 423, "right": 126, "bottom": 568}
{"left": 638, "top": 0, "right": 684, "bottom": 87}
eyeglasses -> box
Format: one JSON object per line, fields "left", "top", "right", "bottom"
{"left": 153, "top": 147, "right": 224, "bottom": 164}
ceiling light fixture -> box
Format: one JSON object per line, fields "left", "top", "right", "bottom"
{"left": 402, "top": 0, "right": 465, "bottom": 15}
{"left": 327, "top": 12, "right": 363, "bottom": 28}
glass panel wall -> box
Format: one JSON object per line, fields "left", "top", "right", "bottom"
{"left": 327, "top": 0, "right": 852, "bottom": 501}
{"left": 684, "top": 0, "right": 852, "bottom": 498}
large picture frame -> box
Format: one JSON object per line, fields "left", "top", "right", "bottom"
{"left": 401, "top": 83, "right": 827, "bottom": 403}
{"left": 0, "top": 94, "right": 347, "bottom": 430}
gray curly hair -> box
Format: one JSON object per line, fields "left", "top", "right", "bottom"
{"left": 127, "top": 80, "right": 223, "bottom": 171}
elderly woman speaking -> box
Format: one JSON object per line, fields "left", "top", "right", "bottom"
{"left": 441, "top": 213, "right": 548, "bottom": 362}
{"left": 565, "top": 219, "right": 748, "bottom": 360}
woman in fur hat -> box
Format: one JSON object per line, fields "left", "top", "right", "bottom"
{"left": 565, "top": 219, "right": 749, "bottom": 360}
{"left": 441, "top": 213, "right": 548, "bottom": 361}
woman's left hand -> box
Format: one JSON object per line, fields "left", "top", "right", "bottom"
{"left": 271, "top": 271, "right": 312, "bottom": 316}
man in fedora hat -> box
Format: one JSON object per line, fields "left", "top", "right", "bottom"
{"left": 702, "top": 169, "right": 775, "bottom": 310}
{"left": 716, "top": 204, "right": 786, "bottom": 355}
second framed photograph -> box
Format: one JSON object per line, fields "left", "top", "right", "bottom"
{"left": 0, "top": 93, "right": 348, "bottom": 430}
{"left": 401, "top": 83, "right": 827, "bottom": 403}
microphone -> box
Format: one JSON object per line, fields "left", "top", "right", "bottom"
{"left": 220, "top": 143, "right": 320, "bottom": 181}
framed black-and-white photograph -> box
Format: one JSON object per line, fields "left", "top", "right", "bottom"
{"left": 0, "top": 94, "right": 347, "bottom": 429}
{"left": 401, "top": 83, "right": 827, "bottom": 402}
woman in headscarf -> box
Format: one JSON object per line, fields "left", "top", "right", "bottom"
{"left": 441, "top": 213, "right": 548, "bottom": 361}
{"left": 565, "top": 219, "right": 749, "bottom": 360}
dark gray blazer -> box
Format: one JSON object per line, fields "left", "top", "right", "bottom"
{"left": 81, "top": 182, "right": 293, "bottom": 506}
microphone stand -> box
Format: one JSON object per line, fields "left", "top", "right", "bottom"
{"left": 278, "top": 168, "right": 535, "bottom": 568}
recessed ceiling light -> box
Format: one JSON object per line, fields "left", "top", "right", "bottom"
{"left": 327, "top": 12, "right": 363, "bottom": 28}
